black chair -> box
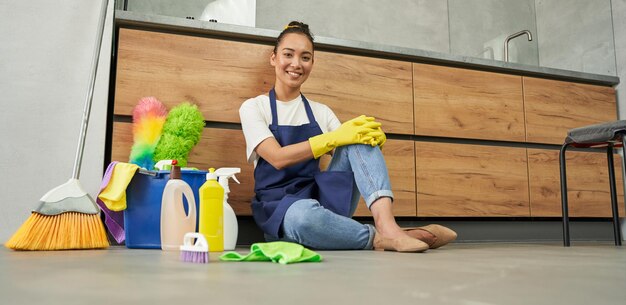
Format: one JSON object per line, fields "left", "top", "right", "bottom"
{"left": 559, "top": 120, "right": 626, "bottom": 246}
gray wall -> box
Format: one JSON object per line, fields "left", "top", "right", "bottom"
{"left": 535, "top": 0, "right": 617, "bottom": 76}
{"left": 449, "top": 0, "right": 539, "bottom": 65}
{"left": 256, "top": 0, "right": 450, "bottom": 53}
{"left": 0, "top": 0, "right": 113, "bottom": 242}
{"left": 127, "top": 0, "right": 209, "bottom": 19}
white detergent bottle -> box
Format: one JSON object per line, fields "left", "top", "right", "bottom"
{"left": 160, "top": 163, "right": 197, "bottom": 251}
{"left": 215, "top": 167, "right": 241, "bottom": 251}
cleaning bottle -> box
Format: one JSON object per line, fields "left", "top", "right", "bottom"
{"left": 215, "top": 167, "right": 241, "bottom": 251}
{"left": 199, "top": 168, "right": 224, "bottom": 252}
{"left": 154, "top": 159, "right": 175, "bottom": 171}
{"left": 160, "top": 161, "right": 197, "bottom": 251}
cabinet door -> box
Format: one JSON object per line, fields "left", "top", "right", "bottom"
{"left": 115, "top": 28, "right": 274, "bottom": 123}
{"left": 527, "top": 148, "right": 625, "bottom": 217}
{"left": 413, "top": 63, "right": 525, "bottom": 141}
{"left": 523, "top": 77, "right": 617, "bottom": 144}
{"left": 304, "top": 52, "right": 414, "bottom": 134}
{"left": 415, "top": 142, "right": 530, "bottom": 216}
{"left": 111, "top": 122, "right": 255, "bottom": 215}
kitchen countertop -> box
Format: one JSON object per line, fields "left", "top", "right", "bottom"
{"left": 115, "top": 10, "right": 619, "bottom": 86}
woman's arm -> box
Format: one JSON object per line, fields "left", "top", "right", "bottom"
{"left": 254, "top": 137, "right": 314, "bottom": 170}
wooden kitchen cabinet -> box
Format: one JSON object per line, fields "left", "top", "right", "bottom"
{"left": 115, "top": 28, "right": 274, "bottom": 124}
{"left": 523, "top": 77, "right": 617, "bottom": 145}
{"left": 304, "top": 52, "right": 414, "bottom": 134}
{"left": 415, "top": 142, "right": 530, "bottom": 217}
{"left": 413, "top": 63, "right": 525, "bottom": 142}
{"left": 527, "top": 148, "right": 625, "bottom": 217}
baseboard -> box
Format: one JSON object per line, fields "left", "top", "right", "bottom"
{"left": 237, "top": 216, "right": 624, "bottom": 245}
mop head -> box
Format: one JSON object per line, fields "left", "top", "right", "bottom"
{"left": 129, "top": 97, "right": 168, "bottom": 170}
{"left": 153, "top": 102, "right": 205, "bottom": 167}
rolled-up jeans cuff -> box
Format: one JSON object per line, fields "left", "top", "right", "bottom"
{"left": 364, "top": 224, "right": 376, "bottom": 250}
{"left": 365, "top": 190, "right": 394, "bottom": 209}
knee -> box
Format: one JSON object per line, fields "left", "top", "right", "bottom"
{"left": 344, "top": 143, "right": 380, "bottom": 155}
{"left": 284, "top": 200, "right": 325, "bottom": 232}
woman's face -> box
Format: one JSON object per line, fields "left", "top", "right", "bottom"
{"left": 271, "top": 33, "right": 314, "bottom": 91}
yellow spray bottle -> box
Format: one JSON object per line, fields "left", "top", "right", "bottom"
{"left": 199, "top": 168, "right": 224, "bottom": 252}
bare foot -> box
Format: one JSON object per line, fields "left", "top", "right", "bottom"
{"left": 374, "top": 223, "right": 413, "bottom": 240}
{"left": 370, "top": 197, "right": 429, "bottom": 244}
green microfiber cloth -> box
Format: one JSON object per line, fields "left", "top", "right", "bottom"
{"left": 219, "top": 242, "right": 323, "bottom": 265}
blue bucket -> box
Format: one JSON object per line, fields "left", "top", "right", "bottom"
{"left": 124, "top": 169, "right": 207, "bottom": 249}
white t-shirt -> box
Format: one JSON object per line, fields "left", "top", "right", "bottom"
{"left": 239, "top": 94, "right": 341, "bottom": 165}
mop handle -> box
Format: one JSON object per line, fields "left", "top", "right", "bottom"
{"left": 72, "top": 0, "right": 110, "bottom": 180}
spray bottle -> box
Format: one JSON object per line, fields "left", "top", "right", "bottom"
{"left": 160, "top": 161, "right": 197, "bottom": 251}
{"left": 215, "top": 167, "right": 240, "bottom": 251}
{"left": 154, "top": 159, "right": 175, "bottom": 171}
{"left": 199, "top": 168, "right": 224, "bottom": 252}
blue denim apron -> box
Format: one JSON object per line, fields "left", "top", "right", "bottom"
{"left": 251, "top": 89, "right": 354, "bottom": 238}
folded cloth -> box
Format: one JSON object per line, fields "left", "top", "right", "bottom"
{"left": 95, "top": 162, "right": 124, "bottom": 243}
{"left": 219, "top": 241, "right": 323, "bottom": 265}
{"left": 97, "top": 162, "right": 139, "bottom": 212}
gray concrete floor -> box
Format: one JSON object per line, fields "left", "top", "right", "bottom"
{"left": 1, "top": 242, "right": 625, "bottom": 305}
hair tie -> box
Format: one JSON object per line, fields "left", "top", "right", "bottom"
{"left": 284, "top": 25, "right": 299, "bottom": 30}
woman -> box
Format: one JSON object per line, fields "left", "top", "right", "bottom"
{"left": 239, "top": 21, "right": 456, "bottom": 252}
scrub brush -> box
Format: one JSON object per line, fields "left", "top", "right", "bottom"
{"left": 180, "top": 232, "right": 209, "bottom": 264}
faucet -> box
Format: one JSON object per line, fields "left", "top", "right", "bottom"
{"left": 504, "top": 30, "right": 532, "bottom": 62}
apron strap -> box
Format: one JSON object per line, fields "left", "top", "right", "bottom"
{"left": 269, "top": 88, "right": 279, "bottom": 129}
{"left": 300, "top": 94, "right": 317, "bottom": 126}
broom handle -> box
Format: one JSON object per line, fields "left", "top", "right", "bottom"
{"left": 72, "top": 0, "right": 110, "bottom": 180}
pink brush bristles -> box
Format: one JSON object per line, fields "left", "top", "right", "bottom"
{"left": 179, "top": 232, "right": 209, "bottom": 264}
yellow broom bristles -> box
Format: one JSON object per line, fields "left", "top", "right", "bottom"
{"left": 5, "top": 212, "right": 109, "bottom": 251}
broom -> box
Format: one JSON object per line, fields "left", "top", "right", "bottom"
{"left": 5, "top": 0, "right": 110, "bottom": 250}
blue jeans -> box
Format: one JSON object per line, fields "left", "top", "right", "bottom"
{"left": 266, "top": 144, "right": 394, "bottom": 250}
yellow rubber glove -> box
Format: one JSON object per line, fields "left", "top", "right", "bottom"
{"left": 309, "top": 115, "right": 382, "bottom": 158}
{"left": 367, "top": 127, "right": 386, "bottom": 149}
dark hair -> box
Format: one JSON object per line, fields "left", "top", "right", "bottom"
{"left": 273, "top": 21, "right": 315, "bottom": 54}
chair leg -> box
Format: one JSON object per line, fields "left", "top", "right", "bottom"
{"left": 559, "top": 143, "right": 571, "bottom": 247}
{"left": 606, "top": 144, "right": 622, "bottom": 246}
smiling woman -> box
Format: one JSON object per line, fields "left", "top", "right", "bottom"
{"left": 270, "top": 22, "right": 315, "bottom": 99}
{"left": 237, "top": 21, "right": 457, "bottom": 252}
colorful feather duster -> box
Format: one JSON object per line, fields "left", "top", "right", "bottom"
{"left": 129, "top": 97, "right": 168, "bottom": 170}
{"left": 153, "top": 102, "right": 205, "bottom": 167}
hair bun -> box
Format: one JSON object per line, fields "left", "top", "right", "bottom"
{"left": 290, "top": 21, "right": 308, "bottom": 28}
{"left": 274, "top": 21, "right": 315, "bottom": 53}
{"left": 284, "top": 21, "right": 309, "bottom": 32}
